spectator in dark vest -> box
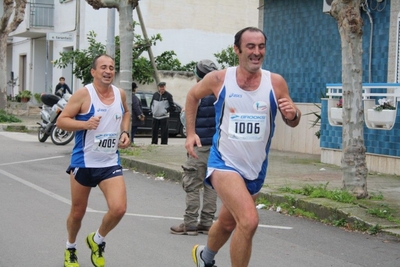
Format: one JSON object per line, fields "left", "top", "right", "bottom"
{"left": 170, "top": 59, "right": 218, "bottom": 236}
{"left": 131, "top": 82, "right": 145, "bottom": 144}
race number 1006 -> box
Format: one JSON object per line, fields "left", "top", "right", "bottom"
{"left": 234, "top": 122, "right": 260, "bottom": 134}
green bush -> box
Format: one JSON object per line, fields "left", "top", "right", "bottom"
{"left": 0, "top": 109, "right": 22, "bottom": 123}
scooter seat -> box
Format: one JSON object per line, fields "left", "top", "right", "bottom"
{"left": 41, "top": 94, "right": 61, "bottom": 107}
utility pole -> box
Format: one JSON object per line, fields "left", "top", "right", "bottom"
{"left": 136, "top": 3, "right": 160, "bottom": 84}
{"left": 107, "top": 8, "right": 116, "bottom": 58}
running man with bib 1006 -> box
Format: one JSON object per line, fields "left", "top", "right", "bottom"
{"left": 185, "top": 27, "right": 301, "bottom": 267}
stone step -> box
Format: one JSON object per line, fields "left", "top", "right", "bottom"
{"left": 5, "top": 101, "right": 41, "bottom": 117}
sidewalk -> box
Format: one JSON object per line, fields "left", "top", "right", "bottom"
{"left": 2, "top": 115, "right": 400, "bottom": 238}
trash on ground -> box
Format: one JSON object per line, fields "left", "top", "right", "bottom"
{"left": 256, "top": 204, "right": 266, "bottom": 209}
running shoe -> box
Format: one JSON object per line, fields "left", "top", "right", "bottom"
{"left": 86, "top": 232, "right": 106, "bottom": 267}
{"left": 64, "top": 248, "right": 79, "bottom": 267}
{"left": 192, "top": 244, "right": 217, "bottom": 267}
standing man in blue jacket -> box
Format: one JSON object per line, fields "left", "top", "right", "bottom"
{"left": 150, "top": 82, "right": 175, "bottom": 145}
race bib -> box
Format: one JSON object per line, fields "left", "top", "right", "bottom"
{"left": 228, "top": 113, "right": 267, "bottom": 141}
{"left": 92, "top": 132, "right": 118, "bottom": 153}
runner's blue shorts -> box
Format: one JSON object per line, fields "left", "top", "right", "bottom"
{"left": 66, "top": 165, "right": 123, "bottom": 187}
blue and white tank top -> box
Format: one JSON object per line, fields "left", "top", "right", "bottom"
{"left": 207, "top": 67, "right": 278, "bottom": 181}
{"left": 70, "top": 84, "right": 124, "bottom": 168}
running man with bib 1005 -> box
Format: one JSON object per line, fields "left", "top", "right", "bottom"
{"left": 57, "top": 54, "right": 131, "bottom": 267}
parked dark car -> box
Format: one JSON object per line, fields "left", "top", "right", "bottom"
{"left": 135, "top": 91, "right": 185, "bottom": 137}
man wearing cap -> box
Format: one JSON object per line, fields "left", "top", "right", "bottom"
{"left": 150, "top": 82, "right": 175, "bottom": 145}
{"left": 170, "top": 59, "right": 218, "bottom": 236}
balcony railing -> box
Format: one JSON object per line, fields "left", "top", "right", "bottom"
{"left": 326, "top": 83, "right": 400, "bottom": 130}
{"left": 29, "top": 2, "right": 54, "bottom": 28}
{"left": 326, "top": 83, "right": 400, "bottom": 101}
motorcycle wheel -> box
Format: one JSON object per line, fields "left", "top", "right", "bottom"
{"left": 51, "top": 126, "right": 75, "bottom": 145}
{"left": 38, "top": 126, "right": 49, "bottom": 142}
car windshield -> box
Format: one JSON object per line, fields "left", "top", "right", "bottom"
{"left": 142, "top": 93, "right": 153, "bottom": 108}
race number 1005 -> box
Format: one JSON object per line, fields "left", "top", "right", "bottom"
{"left": 99, "top": 139, "right": 116, "bottom": 148}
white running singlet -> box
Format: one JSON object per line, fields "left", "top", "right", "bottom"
{"left": 70, "top": 84, "right": 124, "bottom": 168}
{"left": 207, "top": 67, "right": 278, "bottom": 184}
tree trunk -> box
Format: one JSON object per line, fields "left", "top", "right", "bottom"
{"left": 0, "top": 34, "right": 8, "bottom": 109}
{"left": 331, "top": 0, "right": 368, "bottom": 198}
{"left": 85, "top": 0, "right": 138, "bottom": 116}
{"left": 0, "top": 0, "right": 27, "bottom": 110}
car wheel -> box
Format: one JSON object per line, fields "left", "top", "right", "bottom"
{"left": 179, "top": 125, "right": 186, "bottom": 138}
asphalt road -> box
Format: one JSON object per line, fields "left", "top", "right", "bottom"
{"left": 0, "top": 132, "right": 399, "bottom": 267}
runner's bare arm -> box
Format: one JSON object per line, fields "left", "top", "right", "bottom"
{"left": 271, "top": 73, "right": 301, "bottom": 127}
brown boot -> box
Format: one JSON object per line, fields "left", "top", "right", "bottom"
{"left": 197, "top": 224, "right": 211, "bottom": 234}
{"left": 170, "top": 223, "right": 198, "bottom": 235}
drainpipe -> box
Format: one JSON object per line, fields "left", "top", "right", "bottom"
{"left": 361, "top": 1, "right": 373, "bottom": 83}
{"left": 72, "top": 0, "right": 81, "bottom": 92}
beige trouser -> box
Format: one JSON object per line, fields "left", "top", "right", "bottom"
{"left": 181, "top": 145, "right": 217, "bottom": 227}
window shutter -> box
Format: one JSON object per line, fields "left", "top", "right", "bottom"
{"left": 396, "top": 13, "right": 400, "bottom": 82}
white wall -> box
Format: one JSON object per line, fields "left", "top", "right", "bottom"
{"left": 134, "top": 0, "right": 260, "bottom": 65}
{"left": 135, "top": 71, "right": 197, "bottom": 107}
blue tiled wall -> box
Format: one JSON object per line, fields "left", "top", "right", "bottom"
{"left": 321, "top": 99, "right": 400, "bottom": 157}
{"left": 262, "top": 0, "right": 391, "bottom": 103}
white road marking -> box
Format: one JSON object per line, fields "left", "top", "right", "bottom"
{"left": 258, "top": 224, "right": 293, "bottom": 230}
{"left": 87, "top": 210, "right": 292, "bottom": 229}
{"left": 0, "top": 156, "right": 65, "bottom": 166}
{"left": 0, "top": 167, "right": 292, "bottom": 230}
{"left": 0, "top": 168, "right": 96, "bottom": 212}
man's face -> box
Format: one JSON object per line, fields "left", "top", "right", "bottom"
{"left": 91, "top": 56, "right": 115, "bottom": 85}
{"left": 158, "top": 85, "right": 166, "bottom": 94}
{"left": 234, "top": 30, "right": 266, "bottom": 73}
{"left": 59, "top": 79, "right": 65, "bottom": 85}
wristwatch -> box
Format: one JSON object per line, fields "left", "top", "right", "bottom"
{"left": 285, "top": 110, "right": 299, "bottom": 123}
{"left": 120, "top": 131, "right": 130, "bottom": 138}
{"left": 288, "top": 110, "right": 299, "bottom": 122}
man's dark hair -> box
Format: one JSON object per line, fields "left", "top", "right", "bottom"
{"left": 91, "top": 54, "right": 114, "bottom": 69}
{"left": 234, "top": 27, "right": 267, "bottom": 53}
{"left": 132, "top": 82, "right": 138, "bottom": 90}
{"left": 59, "top": 77, "right": 65, "bottom": 81}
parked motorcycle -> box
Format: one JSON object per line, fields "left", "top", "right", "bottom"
{"left": 37, "top": 93, "right": 75, "bottom": 145}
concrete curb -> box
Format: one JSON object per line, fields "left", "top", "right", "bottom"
{"left": 121, "top": 156, "right": 400, "bottom": 239}
{"left": 121, "top": 157, "right": 183, "bottom": 182}
{"left": 0, "top": 124, "right": 39, "bottom": 132}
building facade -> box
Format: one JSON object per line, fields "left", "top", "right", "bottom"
{"left": 262, "top": 0, "right": 400, "bottom": 174}
{"left": 7, "top": 0, "right": 260, "bottom": 98}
